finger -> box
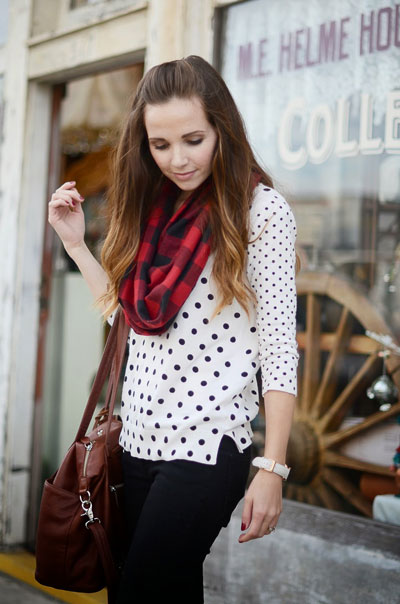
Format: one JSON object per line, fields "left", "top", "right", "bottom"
{"left": 240, "top": 495, "right": 253, "bottom": 533}
{"left": 69, "top": 188, "right": 85, "bottom": 202}
{"left": 52, "top": 189, "right": 84, "bottom": 205}
{"left": 261, "top": 510, "right": 281, "bottom": 536}
{"left": 238, "top": 509, "right": 264, "bottom": 543}
{"left": 49, "top": 193, "right": 75, "bottom": 208}
{"left": 48, "top": 198, "right": 72, "bottom": 210}
{"left": 56, "top": 181, "right": 76, "bottom": 192}
{"left": 55, "top": 182, "right": 85, "bottom": 203}
{"left": 261, "top": 518, "right": 278, "bottom": 536}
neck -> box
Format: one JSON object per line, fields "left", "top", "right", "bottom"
{"left": 173, "top": 190, "right": 190, "bottom": 213}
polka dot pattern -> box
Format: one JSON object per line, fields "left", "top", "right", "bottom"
{"left": 114, "top": 185, "right": 298, "bottom": 465}
{"left": 247, "top": 186, "right": 299, "bottom": 396}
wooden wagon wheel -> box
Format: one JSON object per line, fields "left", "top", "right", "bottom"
{"left": 284, "top": 271, "right": 400, "bottom": 516}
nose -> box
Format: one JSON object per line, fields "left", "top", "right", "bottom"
{"left": 170, "top": 145, "right": 188, "bottom": 170}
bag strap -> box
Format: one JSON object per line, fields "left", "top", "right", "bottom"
{"left": 104, "top": 312, "right": 130, "bottom": 450}
{"left": 88, "top": 521, "right": 119, "bottom": 588}
{"left": 75, "top": 310, "right": 129, "bottom": 442}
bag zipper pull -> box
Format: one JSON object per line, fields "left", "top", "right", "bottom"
{"left": 80, "top": 490, "right": 101, "bottom": 529}
{"left": 83, "top": 441, "right": 94, "bottom": 477}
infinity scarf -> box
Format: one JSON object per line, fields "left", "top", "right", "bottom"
{"left": 119, "top": 178, "right": 212, "bottom": 335}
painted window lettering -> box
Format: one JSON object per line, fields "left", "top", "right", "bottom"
{"left": 238, "top": 5, "right": 400, "bottom": 80}
{"left": 278, "top": 91, "right": 400, "bottom": 170}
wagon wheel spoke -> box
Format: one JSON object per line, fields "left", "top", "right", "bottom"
{"left": 347, "top": 334, "right": 380, "bottom": 355}
{"left": 322, "top": 467, "right": 372, "bottom": 516}
{"left": 311, "top": 307, "right": 353, "bottom": 420}
{"left": 317, "top": 353, "right": 380, "bottom": 434}
{"left": 294, "top": 486, "right": 307, "bottom": 503}
{"left": 324, "top": 450, "right": 394, "bottom": 477}
{"left": 300, "top": 293, "right": 321, "bottom": 413}
{"left": 304, "top": 487, "right": 321, "bottom": 507}
{"left": 297, "top": 333, "right": 378, "bottom": 355}
{"left": 323, "top": 401, "right": 400, "bottom": 448}
{"left": 314, "top": 481, "right": 345, "bottom": 510}
{"left": 388, "top": 360, "right": 400, "bottom": 388}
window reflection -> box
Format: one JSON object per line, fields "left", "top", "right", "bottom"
{"left": 221, "top": 0, "right": 400, "bottom": 519}
{"left": 221, "top": 0, "right": 400, "bottom": 339}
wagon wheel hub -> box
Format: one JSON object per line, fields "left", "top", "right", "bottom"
{"left": 286, "top": 420, "right": 321, "bottom": 484}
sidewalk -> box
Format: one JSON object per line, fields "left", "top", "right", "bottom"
{"left": 0, "top": 551, "right": 107, "bottom": 604}
{"left": 0, "top": 571, "right": 62, "bottom": 604}
{"left": 0, "top": 550, "right": 221, "bottom": 603}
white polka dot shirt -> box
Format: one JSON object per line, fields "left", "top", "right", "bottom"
{"left": 117, "top": 185, "right": 298, "bottom": 465}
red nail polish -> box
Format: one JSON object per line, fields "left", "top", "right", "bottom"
{"left": 241, "top": 522, "right": 246, "bottom": 531}
{"left": 79, "top": 195, "right": 84, "bottom": 201}
{"left": 71, "top": 201, "right": 76, "bottom": 206}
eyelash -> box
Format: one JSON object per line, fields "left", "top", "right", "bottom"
{"left": 153, "top": 139, "right": 203, "bottom": 151}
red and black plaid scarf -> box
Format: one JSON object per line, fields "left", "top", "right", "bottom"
{"left": 119, "top": 178, "right": 212, "bottom": 335}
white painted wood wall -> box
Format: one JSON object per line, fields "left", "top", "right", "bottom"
{"left": 0, "top": 0, "right": 227, "bottom": 546}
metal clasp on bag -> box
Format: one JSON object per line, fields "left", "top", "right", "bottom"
{"left": 80, "top": 490, "right": 101, "bottom": 529}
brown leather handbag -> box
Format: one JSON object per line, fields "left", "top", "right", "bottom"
{"left": 35, "top": 310, "right": 130, "bottom": 599}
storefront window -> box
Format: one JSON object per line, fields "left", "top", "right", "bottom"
{"left": 220, "top": 0, "right": 400, "bottom": 518}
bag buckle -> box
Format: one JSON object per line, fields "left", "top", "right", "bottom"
{"left": 80, "top": 490, "right": 101, "bottom": 529}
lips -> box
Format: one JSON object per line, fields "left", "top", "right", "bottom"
{"left": 173, "top": 170, "right": 197, "bottom": 180}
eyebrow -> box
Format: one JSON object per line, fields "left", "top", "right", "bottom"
{"left": 148, "top": 130, "right": 206, "bottom": 142}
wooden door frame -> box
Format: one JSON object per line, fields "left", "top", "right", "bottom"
{"left": 26, "top": 57, "right": 145, "bottom": 547}
{"left": 26, "top": 83, "right": 65, "bottom": 547}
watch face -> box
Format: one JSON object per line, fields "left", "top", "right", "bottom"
{"left": 265, "top": 459, "right": 274, "bottom": 472}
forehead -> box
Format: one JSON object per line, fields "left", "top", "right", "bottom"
{"left": 144, "top": 96, "right": 209, "bottom": 136}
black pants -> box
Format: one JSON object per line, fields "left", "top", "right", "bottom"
{"left": 115, "top": 435, "right": 251, "bottom": 604}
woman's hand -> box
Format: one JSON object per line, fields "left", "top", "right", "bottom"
{"left": 239, "top": 390, "right": 296, "bottom": 543}
{"left": 48, "top": 181, "right": 86, "bottom": 253}
{"left": 239, "top": 469, "right": 283, "bottom": 543}
{"left": 48, "top": 181, "right": 109, "bottom": 304}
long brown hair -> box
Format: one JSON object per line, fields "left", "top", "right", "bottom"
{"left": 101, "top": 55, "right": 274, "bottom": 317}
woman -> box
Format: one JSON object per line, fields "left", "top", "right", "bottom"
{"left": 49, "top": 55, "right": 298, "bottom": 603}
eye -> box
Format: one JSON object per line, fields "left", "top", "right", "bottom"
{"left": 187, "top": 139, "right": 203, "bottom": 146}
{"left": 153, "top": 143, "right": 169, "bottom": 151}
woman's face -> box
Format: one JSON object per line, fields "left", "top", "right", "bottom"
{"left": 144, "top": 96, "right": 217, "bottom": 197}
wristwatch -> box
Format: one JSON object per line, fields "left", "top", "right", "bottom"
{"left": 252, "top": 457, "right": 291, "bottom": 480}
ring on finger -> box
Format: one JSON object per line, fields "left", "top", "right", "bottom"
{"left": 267, "top": 526, "right": 276, "bottom": 533}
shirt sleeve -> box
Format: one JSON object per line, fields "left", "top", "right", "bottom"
{"left": 246, "top": 186, "right": 299, "bottom": 397}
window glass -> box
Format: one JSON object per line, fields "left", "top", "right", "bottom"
{"left": 221, "top": 0, "right": 400, "bottom": 304}
{"left": 220, "top": 0, "right": 400, "bottom": 519}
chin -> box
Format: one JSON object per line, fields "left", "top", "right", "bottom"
{"left": 173, "top": 176, "right": 207, "bottom": 192}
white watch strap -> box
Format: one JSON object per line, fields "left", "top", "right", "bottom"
{"left": 252, "top": 457, "right": 290, "bottom": 480}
